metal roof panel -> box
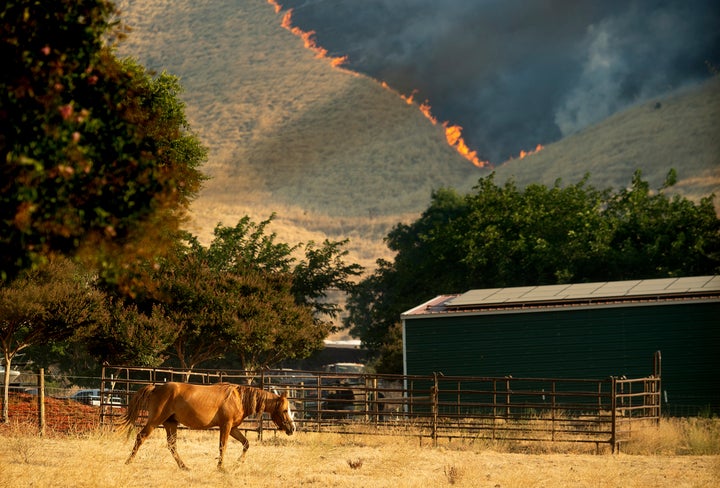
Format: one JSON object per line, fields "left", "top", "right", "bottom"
{"left": 404, "top": 276, "right": 720, "bottom": 316}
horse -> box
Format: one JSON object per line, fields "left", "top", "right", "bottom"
{"left": 120, "top": 382, "right": 295, "bottom": 470}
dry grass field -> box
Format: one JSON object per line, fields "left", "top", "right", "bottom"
{"left": 495, "top": 78, "right": 720, "bottom": 203}
{"left": 115, "top": 0, "right": 479, "bottom": 269}
{"left": 1, "top": 419, "right": 718, "bottom": 487}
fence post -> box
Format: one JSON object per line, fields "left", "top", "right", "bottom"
{"left": 37, "top": 368, "right": 45, "bottom": 436}
{"left": 610, "top": 377, "right": 617, "bottom": 453}
{"left": 551, "top": 380, "right": 556, "bottom": 442}
{"left": 100, "top": 366, "right": 107, "bottom": 425}
{"left": 258, "top": 370, "right": 265, "bottom": 441}
{"left": 505, "top": 378, "right": 511, "bottom": 419}
{"left": 491, "top": 379, "right": 497, "bottom": 440}
{"left": 316, "top": 374, "right": 322, "bottom": 431}
{"left": 653, "top": 351, "right": 662, "bottom": 423}
{"left": 432, "top": 372, "right": 439, "bottom": 447}
{"left": 456, "top": 380, "right": 461, "bottom": 417}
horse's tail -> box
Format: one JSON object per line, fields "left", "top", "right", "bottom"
{"left": 118, "top": 384, "right": 155, "bottom": 434}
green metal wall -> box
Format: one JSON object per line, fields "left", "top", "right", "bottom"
{"left": 404, "top": 301, "right": 720, "bottom": 415}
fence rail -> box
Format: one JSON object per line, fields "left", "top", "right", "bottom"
{"left": 98, "top": 361, "right": 661, "bottom": 452}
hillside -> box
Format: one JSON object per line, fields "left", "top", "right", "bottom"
{"left": 116, "top": 0, "right": 482, "bottom": 269}
{"left": 116, "top": 0, "right": 718, "bottom": 271}
{"left": 494, "top": 78, "right": 720, "bottom": 200}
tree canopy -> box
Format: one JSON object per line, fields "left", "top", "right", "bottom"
{"left": 346, "top": 171, "right": 720, "bottom": 373}
{"left": 86, "top": 216, "right": 363, "bottom": 371}
{"left": 1, "top": 0, "right": 207, "bottom": 288}
{"left": 0, "top": 258, "right": 106, "bottom": 421}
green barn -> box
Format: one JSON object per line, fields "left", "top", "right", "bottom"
{"left": 401, "top": 275, "right": 720, "bottom": 415}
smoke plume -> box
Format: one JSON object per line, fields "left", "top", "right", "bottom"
{"left": 279, "top": 0, "right": 720, "bottom": 163}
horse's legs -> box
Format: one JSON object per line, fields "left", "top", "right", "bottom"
{"left": 230, "top": 426, "right": 251, "bottom": 460}
{"left": 126, "top": 424, "right": 155, "bottom": 465}
{"left": 217, "top": 423, "right": 233, "bottom": 470}
{"left": 164, "top": 421, "right": 188, "bottom": 470}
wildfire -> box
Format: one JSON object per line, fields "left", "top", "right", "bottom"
{"left": 267, "top": 0, "right": 511, "bottom": 169}
{"left": 517, "top": 144, "right": 544, "bottom": 159}
{"left": 394, "top": 89, "right": 488, "bottom": 168}
{"left": 273, "top": 1, "right": 348, "bottom": 68}
{"left": 443, "top": 122, "right": 485, "bottom": 167}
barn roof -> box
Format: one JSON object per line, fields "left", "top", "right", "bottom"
{"left": 402, "top": 275, "right": 720, "bottom": 318}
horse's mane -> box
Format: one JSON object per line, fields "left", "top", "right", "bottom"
{"left": 205, "top": 383, "right": 279, "bottom": 416}
{"left": 235, "top": 385, "right": 278, "bottom": 416}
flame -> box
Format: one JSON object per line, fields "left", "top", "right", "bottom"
{"left": 443, "top": 123, "right": 484, "bottom": 166}
{"left": 268, "top": 0, "right": 492, "bottom": 168}
{"left": 517, "top": 144, "right": 544, "bottom": 159}
{"left": 273, "top": 2, "right": 347, "bottom": 67}
{"left": 409, "top": 96, "right": 489, "bottom": 168}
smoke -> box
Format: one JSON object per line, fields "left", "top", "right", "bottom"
{"left": 555, "top": 3, "right": 719, "bottom": 135}
{"left": 279, "top": 0, "right": 720, "bottom": 163}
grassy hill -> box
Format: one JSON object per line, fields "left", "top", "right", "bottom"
{"left": 494, "top": 78, "right": 720, "bottom": 201}
{"left": 117, "top": 0, "right": 482, "bottom": 269}
{"left": 117, "top": 0, "right": 718, "bottom": 271}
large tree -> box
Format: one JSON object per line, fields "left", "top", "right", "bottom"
{"left": 87, "top": 216, "right": 362, "bottom": 370}
{"left": 347, "top": 171, "right": 720, "bottom": 373}
{"left": 1, "top": 0, "right": 206, "bottom": 289}
{"left": 159, "top": 217, "right": 362, "bottom": 370}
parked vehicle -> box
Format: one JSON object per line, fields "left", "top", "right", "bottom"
{"left": 0, "top": 366, "right": 21, "bottom": 383}
{"left": 68, "top": 389, "right": 123, "bottom": 407}
{"left": 322, "top": 363, "right": 365, "bottom": 374}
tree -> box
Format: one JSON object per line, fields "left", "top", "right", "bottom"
{"left": 0, "top": 258, "right": 107, "bottom": 422}
{"left": 1, "top": 1, "right": 206, "bottom": 288}
{"left": 347, "top": 171, "right": 720, "bottom": 373}
{"left": 292, "top": 238, "right": 364, "bottom": 329}
{"left": 224, "top": 270, "right": 323, "bottom": 371}
{"left": 86, "top": 300, "right": 178, "bottom": 368}
{"left": 118, "top": 217, "right": 362, "bottom": 371}
{"left": 603, "top": 170, "right": 720, "bottom": 278}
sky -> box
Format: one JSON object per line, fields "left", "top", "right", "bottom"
{"left": 279, "top": 0, "right": 720, "bottom": 164}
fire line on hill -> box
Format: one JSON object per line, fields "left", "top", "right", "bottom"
{"left": 267, "top": 0, "right": 543, "bottom": 168}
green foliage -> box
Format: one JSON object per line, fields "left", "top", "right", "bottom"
{"left": 87, "top": 300, "right": 176, "bottom": 368}
{"left": 603, "top": 170, "right": 720, "bottom": 278}
{"left": 347, "top": 171, "right": 720, "bottom": 372}
{"left": 176, "top": 217, "right": 361, "bottom": 370}
{"left": 0, "top": 0, "right": 207, "bottom": 287}
{"left": 225, "top": 270, "right": 321, "bottom": 370}
{"left": 292, "top": 238, "right": 364, "bottom": 329}
{"left": 0, "top": 257, "right": 107, "bottom": 420}
{"left": 0, "top": 258, "right": 106, "bottom": 358}
{"left": 201, "top": 215, "right": 297, "bottom": 274}
{"left": 89, "top": 216, "right": 362, "bottom": 370}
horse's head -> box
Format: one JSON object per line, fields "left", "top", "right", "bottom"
{"left": 270, "top": 392, "right": 296, "bottom": 435}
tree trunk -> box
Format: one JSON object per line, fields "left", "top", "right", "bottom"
{"left": 2, "top": 354, "right": 12, "bottom": 423}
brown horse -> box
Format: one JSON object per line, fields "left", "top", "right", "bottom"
{"left": 120, "top": 382, "right": 295, "bottom": 470}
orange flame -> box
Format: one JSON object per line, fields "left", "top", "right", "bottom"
{"left": 268, "top": 0, "right": 492, "bottom": 168}
{"left": 410, "top": 96, "right": 489, "bottom": 168}
{"left": 274, "top": 2, "right": 347, "bottom": 67}
{"left": 517, "top": 144, "right": 544, "bottom": 159}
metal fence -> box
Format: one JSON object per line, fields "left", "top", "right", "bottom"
{"left": 99, "top": 361, "right": 661, "bottom": 452}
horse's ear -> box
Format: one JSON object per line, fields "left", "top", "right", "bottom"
{"left": 280, "top": 391, "right": 288, "bottom": 398}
